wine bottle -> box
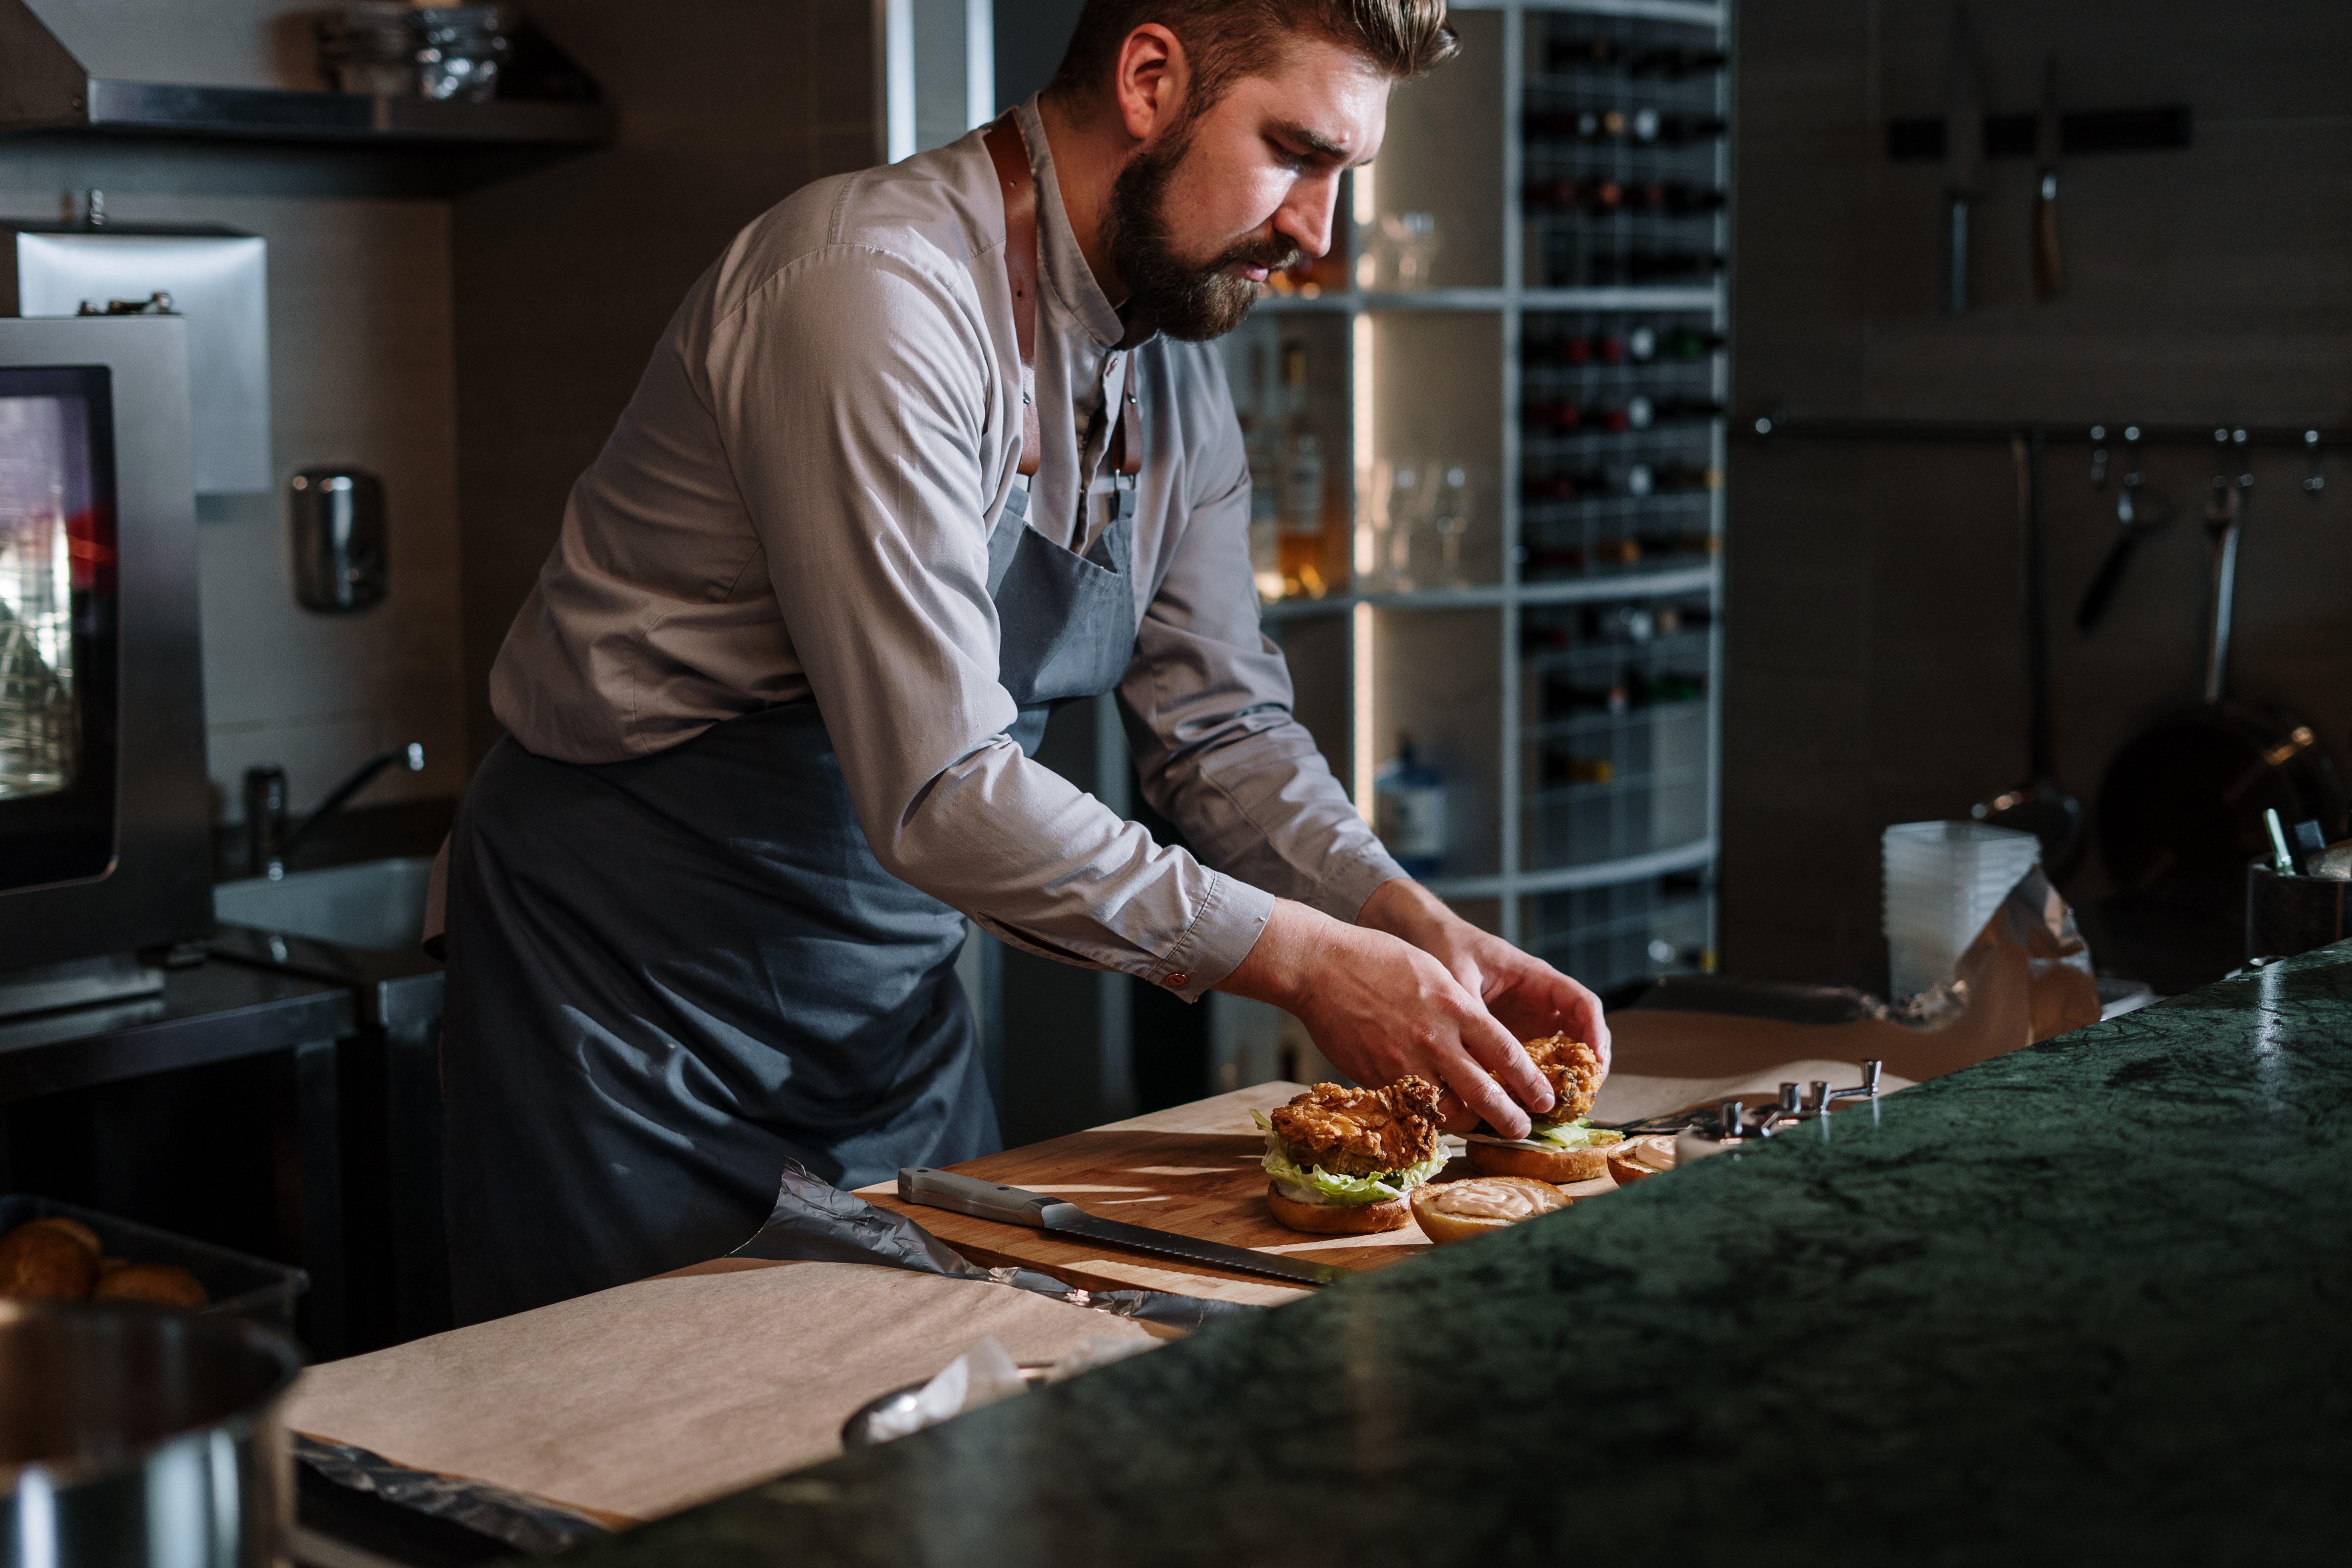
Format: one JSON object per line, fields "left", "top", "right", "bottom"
{"left": 1628, "top": 46, "right": 1729, "bottom": 79}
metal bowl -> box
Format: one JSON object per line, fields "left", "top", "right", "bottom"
{"left": 0, "top": 1300, "right": 302, "bottom": 1567}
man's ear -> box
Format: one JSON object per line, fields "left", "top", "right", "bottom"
{"left": 1113, "top": 23, "right": 1190, "bottom": 143}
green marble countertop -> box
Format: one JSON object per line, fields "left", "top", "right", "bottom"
{"left": 570, "top": 943, "right": 2352, "bottom": 1566}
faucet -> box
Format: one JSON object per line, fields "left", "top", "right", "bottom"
{"left": 244, "top": 743, "right": 424, "bottom": 880}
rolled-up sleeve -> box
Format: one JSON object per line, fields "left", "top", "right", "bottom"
{"left": 708, "top": 246, "right": 1270, "bottom": 996}
{"left": 1118, "top": 389, "right": 1407, "bottom": 925}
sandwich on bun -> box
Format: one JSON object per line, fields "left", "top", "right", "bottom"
{"left": 1466, "top": 1034, "right": 1622, "bottom": 1183}
{"left": 1409, "top": 1176, "right": 1570, "bottom": 1246}
{"left": 1256, "top": 1078, "right": 1448, "bottom": 1234}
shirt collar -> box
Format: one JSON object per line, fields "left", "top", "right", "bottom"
{"left": 1016, "top": 96, "right": 1150, "bottom": 352}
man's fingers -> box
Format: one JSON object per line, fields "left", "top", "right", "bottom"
{"left": 1431, "top": 1088, "right": 1481, "bottom": 1136}
{"left": 1455, "top": 999, "right": 1552, "bottom": 1114}
{"left": 1440, "top": 1052, "right": 1528, "bottom": 1140}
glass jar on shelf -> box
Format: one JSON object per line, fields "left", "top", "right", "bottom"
{"left": 414, "top": 3, "right": 512, "bottom": 103}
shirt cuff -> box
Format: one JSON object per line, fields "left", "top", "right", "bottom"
{"left": 1308, "top": 846, "right": 1411, "bottom": 926}
{"left": 1143, "top": 871, "right": 1275, "bottom": 1002}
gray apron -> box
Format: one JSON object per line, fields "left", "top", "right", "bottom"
{"left": 440, "top": 478, "right": 1139, "bottom": 1323}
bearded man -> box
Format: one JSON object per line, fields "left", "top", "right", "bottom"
{"left": 436, "top": 0, "right": 1608, "bottom": 1322}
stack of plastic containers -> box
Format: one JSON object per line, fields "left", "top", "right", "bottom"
{"left": 1882, "top": 821, "right": 2042, "bottom": 999}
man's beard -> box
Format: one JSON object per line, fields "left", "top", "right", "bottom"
{"left": 1107, "top": 128, "right": 1300, "bottom": 342}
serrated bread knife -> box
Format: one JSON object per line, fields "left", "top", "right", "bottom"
{"left": 899, "top": 1168, "right": 1351, "bottom": 1288}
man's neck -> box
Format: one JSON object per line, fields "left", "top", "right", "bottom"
{"left": 1034, "top": 93, "right": 1129, "bottom": 307}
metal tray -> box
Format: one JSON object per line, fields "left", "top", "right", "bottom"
{"left": 0, "top": 1194, "right": 309, "bottom": 1331}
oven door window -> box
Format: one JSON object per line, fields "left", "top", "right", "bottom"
{"left": 0, "top": 367, "right": 118, "bottom": 891}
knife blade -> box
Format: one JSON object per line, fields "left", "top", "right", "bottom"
{"left": 899, "top": 1168, "right": 1352, "bottom": 1288}
{"left": 2031, "top": 55, "right": 2065, "bottom": 300}
{"left": 1941, "top": 5, "right": 1986, "bottom": 316}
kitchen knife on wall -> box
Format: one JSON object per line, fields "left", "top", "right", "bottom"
{"left": 899, "top": 1168, "right": 1352, "bottom": 1287}
{"left": 1941, "top": 5, "right": 1987, "bottom": 316}
{"left": 2032, "top": 56, "right": 2066, "bottom": 300}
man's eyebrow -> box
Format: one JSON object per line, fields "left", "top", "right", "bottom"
{"left": 1268, "top": 119, "right": 1360, "bottom": 164}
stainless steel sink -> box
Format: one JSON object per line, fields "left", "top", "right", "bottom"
{"left": 210, "top": 857, "right": 442, "bottom": 1026}
{"left": 210, "top": 852, "right": 451, "bottom": 1348}
{"left": 212, "top": 856, "right": 435, "bottom": 952}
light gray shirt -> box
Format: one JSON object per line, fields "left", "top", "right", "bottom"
{"left": 488, "top": 101, "right": 1403, "bottom": 998}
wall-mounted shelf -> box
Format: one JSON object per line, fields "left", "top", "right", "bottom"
{"left": 34, "top": 81, "right": 616, "bottom": 149}
{"left": 0, "top": 0, "right": 614, "bottom": 163}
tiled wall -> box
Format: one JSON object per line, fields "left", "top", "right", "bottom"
{"left": 0, "top": 162, "right": 467, "bottom": 819}
{"left": 451, "top": 0, "right": 883, "bottom": 760}
{"left": 3, "top": 0, "right": 882, "bottom": 818}
{"left": 1725, "top": 0, "right": 2352, "bottom": 985}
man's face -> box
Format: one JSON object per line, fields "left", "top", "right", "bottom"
{"left": 1109, "top": 36, "right": 1390, "bottom": 341}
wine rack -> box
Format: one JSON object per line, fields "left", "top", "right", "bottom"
{"left": 1222, "top": 0, "right": 1731, "bottom": 1001}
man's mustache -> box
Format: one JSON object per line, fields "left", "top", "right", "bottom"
{"left": 1210, "top": 236, "right": 1304, "bottom": 276}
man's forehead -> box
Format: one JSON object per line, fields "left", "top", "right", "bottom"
{"left": 1265, "top": 117, "right": 1366, "bottom": 163}
{"left": 1237, "top": 49, "right": 1391, "bottom": 164}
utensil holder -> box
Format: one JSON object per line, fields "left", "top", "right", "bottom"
{"left": 2245, "top": 859, "right": 2351, "bottom": 963}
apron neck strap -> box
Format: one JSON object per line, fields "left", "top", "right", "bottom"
{"left": 985, "top": 111, "right": 1143, "bottom": 484}
{"left": 984, "top": 113, "right": 1043, "bottom": 478}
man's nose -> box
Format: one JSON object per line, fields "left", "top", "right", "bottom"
{"left": 1276, "top": 176, "right": 1340, "bottom": 260}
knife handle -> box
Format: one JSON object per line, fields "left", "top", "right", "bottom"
{"left": 899, "top": 1168, "right": 1055, "bottom": 1227}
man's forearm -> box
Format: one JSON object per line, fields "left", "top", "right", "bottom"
{"left": 1354, "top": 875, "right": 1456, "bottom": 944}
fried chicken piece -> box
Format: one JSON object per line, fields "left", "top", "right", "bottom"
{"left": 1268, "top": 1077, "right": 1444, "bottom": 1177}
{"left": 1523, "top": 1034, "right": 1604, "bottom": 1126}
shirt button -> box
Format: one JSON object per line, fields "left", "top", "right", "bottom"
{"left": 1163, "top": 972, "right": 1189, "bottom": 990}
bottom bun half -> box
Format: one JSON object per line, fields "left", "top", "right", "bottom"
{"left": 1265, "top": 1182, "right": 1412, "bottom": 1234}
{"left": 1467, "top": 1138, "right": 1614, "bottom": 1184}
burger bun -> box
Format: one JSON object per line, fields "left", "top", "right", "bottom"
{"left": 1467, "top": 1136, "right": 1616, "bottom": 1184}
{"left": 1605, "top": 1134, "right": 1679, "bottom": 1186}
{"left": 1409, "top": 1177, "right": 1570, "bottom": 1246}
{"left": 1265, "top": 1182, "right": 1411, "bottom": 1235}
{"left": 93, "top": 1262, "right": 209, "bottom": 1308}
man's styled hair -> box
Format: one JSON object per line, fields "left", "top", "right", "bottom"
{"left": 1046, "top": 0, "right": 1457, "bottom": 119}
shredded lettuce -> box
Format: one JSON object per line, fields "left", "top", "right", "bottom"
{"left": 1491, "top": 1117, "right": 1622, "bottom": 1153}
{"left": 1252, "top": 1110, "right": 1448, "bottom": 1206}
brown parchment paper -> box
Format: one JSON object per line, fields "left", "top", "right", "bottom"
{"left": 283, "top": 1258, "right": 1156, "bottom": 1526}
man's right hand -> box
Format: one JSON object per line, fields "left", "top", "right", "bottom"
{"left": 1213, "top": 899, "right": 1554, "bottom": 1138}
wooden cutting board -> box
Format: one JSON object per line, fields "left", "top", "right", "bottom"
{"left": 856, "top": 1082, "right": 1614, "bottom": 1304}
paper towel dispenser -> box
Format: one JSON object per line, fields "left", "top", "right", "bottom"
{"left": 2, "top": 220, "right": 270, "bottom": 495}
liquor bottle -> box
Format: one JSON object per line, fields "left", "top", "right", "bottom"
{"left": 1373, "top": 733, "right": 1447, "bottom": 877}
{"left": 1276, "top": 342, "right": 1332, "bottom": 598}
{"left": 1240, "top": 344, "right": 1283, "bottom": 601}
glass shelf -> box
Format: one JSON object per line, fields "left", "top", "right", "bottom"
{"left": 1252, "top": 284, "right": 1722, "bottom": 314}
{"left": 1235, "top": 0, "right": 1729, "bottom": 954}
{"left": 1259, "top": 560, "right": 1717, "bottom": 619}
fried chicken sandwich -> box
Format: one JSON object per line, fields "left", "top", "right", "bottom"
{"left": 1254, "top": 1077, "right": 1449, "bottom": 1234}
{"left": 1465, "top": 1033, "right": 1622, "bottom": 1182}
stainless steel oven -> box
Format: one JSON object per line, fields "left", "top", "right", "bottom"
{"left": 0, "top": 316, "right": 210, "bottom": 1008}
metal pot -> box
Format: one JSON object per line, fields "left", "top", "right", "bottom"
{"left": 0, "top": 1301, "right": 302, "bottom": 1568}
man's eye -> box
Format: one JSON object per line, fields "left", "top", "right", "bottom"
{"left": 1270, "top": 142, "right": 1314, "bottom": 171}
